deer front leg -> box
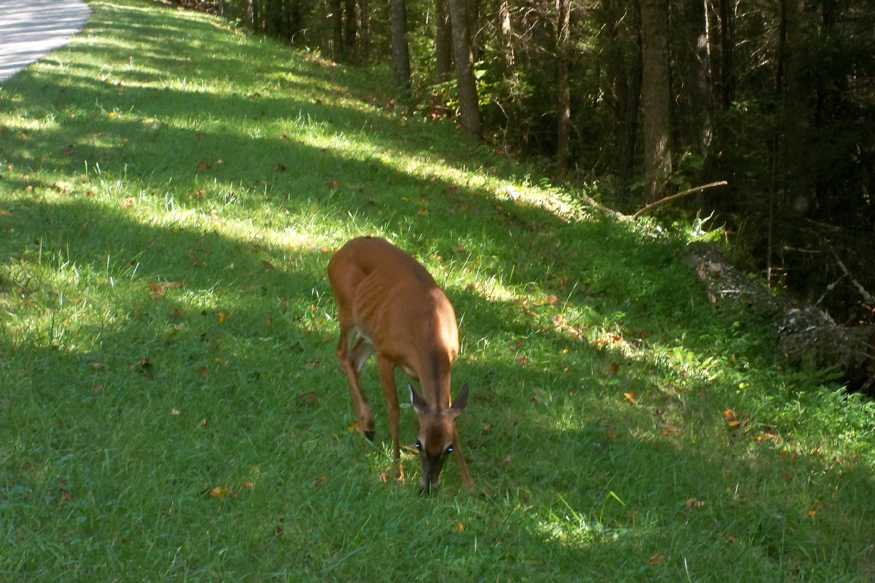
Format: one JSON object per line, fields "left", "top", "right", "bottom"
{"left": 452, "top": 426, "right": 475, "bottom": 490}
{"left": 376, "top": 356, "right": 401, "bottom": 462}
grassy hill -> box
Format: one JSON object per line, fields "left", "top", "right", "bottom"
{"left": 1, "top": 1, "right": 874, "bottom": 580}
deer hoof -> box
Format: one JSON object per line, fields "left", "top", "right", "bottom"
{"left": 364, "top": 429, "right": 375, "bottom": 442}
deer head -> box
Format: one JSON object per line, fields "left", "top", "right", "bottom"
{"left": 410, "top": 382, "right": 470, "bottom": 494}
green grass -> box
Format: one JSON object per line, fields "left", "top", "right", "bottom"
{"left": 2, "top": 1, "right": 875, "bottom": 581}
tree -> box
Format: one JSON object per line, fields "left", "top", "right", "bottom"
{"left": 556, "top": 0, "right": 572, "bottom": 175}
{"left": 640, "top": 0, "right": 672, "bottom": 201}
{"left": 448, "top": 0, "right": 481, "bottom": 137}
{"left": 390, "top": 0, "right": 412, "bottom": 91}
{"left": 436, "top": 0, "right": 453, "bottom": 80}
{"left": 359, "top": 0, "right": 370, "bottom": 62}
{"left": 612, "top": 0, "right": 642, "bottom": 204}
{"left": 332, "top": 0, "right": 344, "bottom": 61}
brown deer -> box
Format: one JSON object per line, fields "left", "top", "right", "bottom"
{"left": 327, "top": 236, "right": 474, "bottom": 493}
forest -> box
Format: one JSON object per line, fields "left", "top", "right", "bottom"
{"left": 167, "top": 0, "right": 875, "bottom": 390}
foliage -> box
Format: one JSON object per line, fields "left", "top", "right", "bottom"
{"left": 2, "top": 1, "right": 875, "bottom": 581}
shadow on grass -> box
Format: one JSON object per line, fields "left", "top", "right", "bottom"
{"left": 445, "top": 350, "right": 875, "bottom": 579}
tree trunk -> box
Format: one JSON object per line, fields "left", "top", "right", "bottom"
{"left": 602, "top": 0, "right": 626, "bottom": 123}
{"left": 448, "top": 0, "right": 481, "bottom": 137}
{"left": 468, "top": 0, "right": 482, "bottom": 62}
{"left": 618, "top": 0, "right": 642, "bottom": 205}
{"left": 265, "top": 0, "right": 280, "bottom": 36}
{"left": 719, "top": 0, "right": 735, "bottom": 108}
{"left": 640, "top": 0, "right": 672, "bottom": 201}
{"left": 783, "top": 0, "right": 812, "bottom": 209}
{"left": 359, "top": 0, "right": 369, "bottom": 62}
{"left": 390, "top": 0, "right": 411, "bottom": 91}
{"left": 284, "top": 0, "right": 301, "bottom": 43}
{"left": 697, "top": 0, "right": 713, "bottom": 154}
{"left": 344, "top": 0, "right": 357, "bottom": 57}
{"left": 331, "top": 0, "right": 343, "bottom": 61}
{"left": 497, "top": 0, "right": 514, "bottom": 69}
{"left": 556, "top": 0, "right": 572, "bottom": 176}
{"left": 436, "top": 0, "right": 453, "bottom": 80}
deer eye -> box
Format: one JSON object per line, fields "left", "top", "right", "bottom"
{"left": 446, "top": 445, "right": 454, "bottom": 455}
{"left": 415, "top": 440, "right": 422, "bottom": 451}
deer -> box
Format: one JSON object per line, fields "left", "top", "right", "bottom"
{"left": 327, "top": 236, "right": 474, "bottom": 493}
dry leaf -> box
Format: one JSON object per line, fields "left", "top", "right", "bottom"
{"left": 217, "top": 312, "right": 230, "bottom": 325}
{"left": 313, "top": 476, "right": 327, "bottom": 488}
{"left": 209, "top": 487, "right": 229, "bottom": 499}
{"left": 242, "top": 481, "right": 254, "bottom": 491}
{"left": 148, "top": 280, "right": 184, "bottom": 299}
{"left": 723, "top": 409, "right": 737, "bottom": 421}
{"left": 130, "top": 358, "right": 152, "bottom": 371}
{"left": 197, "top": 161, "right": 211, "bottom": 171}
{"left": 197, "top": 367, "right": 210, "bottom": 377}
{"left": 515, "top": 356, "right": 530, "bottom": 366}
{"left": 685, "top": 497, "right": 704, "bottom": 510}
{"left": 624, "top": 391, "right": 638, "bottom": 404}
{"left": 297, "top": 392, "right": 318, "bottom": 407}
{"left": 649, "top": 554, "right": 664, "bottom": 566}
{"left": 171, "top": 408, "right": 180, "bottom": 416}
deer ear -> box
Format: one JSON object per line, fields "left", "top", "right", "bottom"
{"left": 450, "top": 383, "right": 469, "bottom": 415}
{"left": 410, "top": 382, "right": 429, "bottom": 415}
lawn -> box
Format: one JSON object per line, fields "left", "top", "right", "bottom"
{"left": 1, "top": 1, "right": 874, "bottom": 581}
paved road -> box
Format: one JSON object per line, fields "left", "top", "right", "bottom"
{"left": 0, "top": 0, "right": 91, "bottom": 82}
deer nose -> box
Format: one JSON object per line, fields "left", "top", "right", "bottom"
{"left": 420, "top": 471, "right": 436, "bottom": 495}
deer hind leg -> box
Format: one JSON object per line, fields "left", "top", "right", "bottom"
{"left": 452, "top": 426, "right": 475, "bottom": 490}
{"left": 336, "top": 325, "right": 376, "bottom": 442}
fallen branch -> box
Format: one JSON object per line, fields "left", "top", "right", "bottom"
{"left": 579, "top": 192, "right": 631, "bottom": 221}
{"left": 832, "top": 251, "right": 875, "bottom": 304}
{"left": 631, "top": 181, "right": 728, "bottom": 219}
